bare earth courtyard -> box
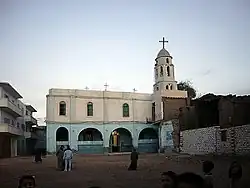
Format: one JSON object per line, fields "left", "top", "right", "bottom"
{"left": 0, "top": 154, "right": 250, "bottom": 188}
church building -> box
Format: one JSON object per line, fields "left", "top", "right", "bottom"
{"left": 46, "top": 38, "right": 188, "bottom": 154}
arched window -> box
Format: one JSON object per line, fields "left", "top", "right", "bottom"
{"left": 155, "top": 68, "right": 158, "bottom": 78}
{"left": 170, "top": 84, "right": 173, "bottom": 90}
{"left": 160, "top": 66, "right": 163, "bottom": 76}
{"left": 59, "top": 101, "right": 66, "bottom": 116}
{"left": 166, "top": 85, "right": 169, "bottom": 90}
{"left": 87, "top": 102, "right": 93, "bottom": 116}
{"left": 123, "top": 103, "right": 129, "bottom": 117}
{"left": 166, "top": 58, "right": 169, "bottom": 64}
{"left": 167, "top": 66, "right": 170, "bottom": 76}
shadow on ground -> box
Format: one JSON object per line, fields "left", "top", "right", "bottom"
{"left": 0, "top": 154, "right": 249, "bottom": 188}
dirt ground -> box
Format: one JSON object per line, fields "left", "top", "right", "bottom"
{"left": 0, "top": 154, "right": 249, "bottom": 188}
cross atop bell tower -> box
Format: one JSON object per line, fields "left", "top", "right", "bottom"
{"left": 159, "top": 37, "right": 168, "bottom": 49}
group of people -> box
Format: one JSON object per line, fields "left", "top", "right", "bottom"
{"left": 56, "top": 145, "right": 73, "bottom": 172}
{"left": 17, "top": 159, "right": 242, "bottom": 188}
{"left": 161, "top": 160, "right": 242, "bottom": 188}
{"left": 22, "top": 147, "right": 242, "bottom": 188}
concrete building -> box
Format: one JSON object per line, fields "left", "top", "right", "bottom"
{"left": 0, "top": 83, "right": 37, "bottom": 158}
{"left": 46, "top": 38, "right": 188, "bottom": 154}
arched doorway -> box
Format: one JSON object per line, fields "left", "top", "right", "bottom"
{"left": 77, "top": 128, "right": 104, "bottom": 154}
{"left": 138, "top": 128, "right": 159, "bottom": 153}
{"left": 109, "top": 128, "right": 133, "bottom": 153}
{"left": 56, "top": 127, "right": 69, "bottom": 150}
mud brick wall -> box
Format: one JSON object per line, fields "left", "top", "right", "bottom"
{"left": 180, "top": 124, "right": 250, "bottom": 155}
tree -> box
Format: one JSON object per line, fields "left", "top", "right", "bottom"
{"left": 177, "top": 80, "right": 196, "bottom": 99}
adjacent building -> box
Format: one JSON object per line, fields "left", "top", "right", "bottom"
{"left": 46, "top": 39, "right": 188, "bottom": 154}
{"left": 0, "top": 82, "right": 38, "bottom": 158}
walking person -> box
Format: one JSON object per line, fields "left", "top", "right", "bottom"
{"left": 56, "top": 145, "right": 64, "bottom": 171}
{"left": 63, "top": 145, "right": 73, "bottom": 172}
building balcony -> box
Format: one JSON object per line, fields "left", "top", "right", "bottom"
{"left": 24, "top": 115, "right": 37, "bottom": 126}
{"left": 0, "top": 98, "right": 23, "bottom": 117}
{"left": 0, "top": 122, "right": 23, "bottom": 136}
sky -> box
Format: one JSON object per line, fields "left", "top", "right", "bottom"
{"left": 0, "top": 0, "right": 250, "bottom": 118}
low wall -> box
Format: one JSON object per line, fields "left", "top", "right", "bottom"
{"left": 180, "top": 126, "right": 219, "bottom": 155}
{"left": 180, "top": 124, "right": 250, "bottom": 155}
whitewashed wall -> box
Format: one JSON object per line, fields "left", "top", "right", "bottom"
{"left": 180, "top": 126, "right": 219, "bottom": 155}
{"left": 218, "top": 125, "right": 250, "bottom": 155}
{"left": 180, "top": 124, "right": 250, "bottom": 155}
{"left": 46, "top": 89, "right": 152, "bottom": 123}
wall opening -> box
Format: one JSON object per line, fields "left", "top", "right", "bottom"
{"left": 109, "top": 128, "right": 132, "bottom": 153}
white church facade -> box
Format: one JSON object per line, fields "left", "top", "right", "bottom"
{"left": 46, "top": 38, "right": 188, "bottom": 154}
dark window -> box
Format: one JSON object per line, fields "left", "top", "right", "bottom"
{"left": 221, "top": 130, "right": 227, "bottom": 141}
{"left": 87, "top": 102, "right": 93, "bottom": 116}
{"left": 166, "top": 58, "right": 169, "bottom": 64}
{"left": 166, "top": 85, "right": 169, "bottom": 90}
{"left": 155, "top": 68, "right": 158, "bottom": 78}
{"left": 26, "top": 110, "right": 28, "bottom": 115}
{"left": 167, "top": 66, "right": 170, "bottom": 76}
{"left": 170, "top": 84, "right": 173, "bottom": 90}
{"left": 26, "top": 126, "right": 30, "bottom": 132}
{"left": 152, "top": 103, "right": 155, "bottom": 121}
{"left": 17, "top": 122, "right": 20, "bottom": 128}
{"left": 4, "top": 94, "right": 8, "bottom": 98}
{"left": 59, "top": 101, "right": 66, "bottom": 116}
{"left": 156, "top": 86, "right": 159, "bottom": 91}
{"left": 11, "top": 120, "right": 15, "bottom": 126}
{"left": 4, "top": 118, "right": 10, "bottom": 124}
{"left": 21, "top": 124, "right": 25, "bottom": 131}
{"left": 160, "top": 66, "right": 163, "bottom": 76}
{"left": 123, "top": 103, "right": 129, "bottom": 117}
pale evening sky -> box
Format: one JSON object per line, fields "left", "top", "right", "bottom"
{"left": 0, "top": 0, "right": 250, "bottom": 118}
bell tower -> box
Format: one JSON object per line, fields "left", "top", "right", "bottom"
{"left": 153, "top": 37, "right": 177, "bottom": 93}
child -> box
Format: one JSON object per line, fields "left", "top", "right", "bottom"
{"left": 202, "top": 160, "right": 214, "bottom": 188}
{"left": 161, "top": 171, "right": 176, "bottom": 188}
{"left": 228, "top": 161, "right": 242, "bottom": 188}
{"left": 18, "top": 175, "right": 36, "bottom": 188}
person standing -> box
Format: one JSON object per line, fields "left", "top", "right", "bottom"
{"left": 202, "top": 160, "right": 214, "bottom": 188}
{"left": 228, "top": 161, "right": 242, "bottom": 188}
{"left": 63, "top": 145, "right": 73, "bottom": 172}
{"left": 34, "top": 148, "right": 42, "bottom": 163}
{"left": 56, "top": 145, "right": 64, "bottom": 171}
{"left": 128, "top": 148, "right": 138, "bottom": 171}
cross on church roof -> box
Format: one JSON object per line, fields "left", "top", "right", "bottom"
{"left": 133, "top": 88, "right": 137, "bottom": 92}
{"left": 104, "top": 82, "right": 109, "bottom": 91}
{"left": 159, "top": 37, "right": 168, "bottom": 49}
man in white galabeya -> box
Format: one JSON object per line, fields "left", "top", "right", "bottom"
{"left": 63, "top": 145, "right": 73, "bottom": 172}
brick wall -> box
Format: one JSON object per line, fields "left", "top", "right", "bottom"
{"left": 180, "top": 124, "right": 250, "bottom": 155}
{"left": 162, "top": 97, "right": 189, "bottom": 121}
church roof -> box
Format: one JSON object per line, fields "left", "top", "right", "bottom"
{"left": 157, "top": 48, "right": 171, "bottom": 58}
